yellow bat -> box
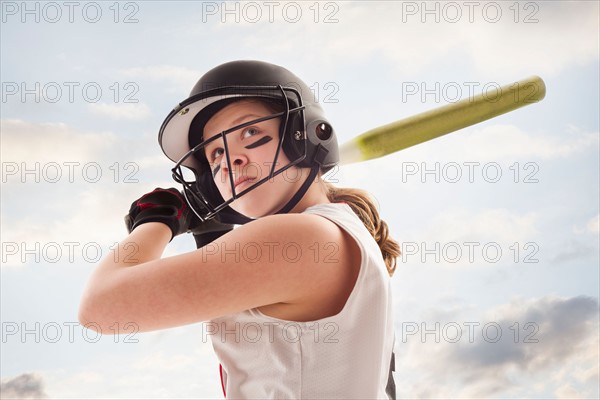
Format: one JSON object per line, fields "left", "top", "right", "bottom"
{"left": 339, "top": 76, "right": 546, "bottom": 165}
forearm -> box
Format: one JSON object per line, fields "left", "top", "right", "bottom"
{"left": 79, "top": 222, "right": 171, "bottom": 330}
{"left": 102, "top": 222, "right": 172, "bottom": 269}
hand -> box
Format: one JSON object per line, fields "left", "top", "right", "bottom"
{"left": 124, "top": 188, "right": 192, "bottom": 241}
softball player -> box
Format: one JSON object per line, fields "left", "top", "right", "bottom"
{"left": 80, "top": 60, "right": 400, "bottom": 399}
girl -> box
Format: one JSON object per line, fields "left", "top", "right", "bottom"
{"left": 79, "top": 60, "right": 400, "bottom": 399}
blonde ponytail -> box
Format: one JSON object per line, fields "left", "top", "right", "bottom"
{"left": 324, "top": 182, "right": 399, "bottom": 277}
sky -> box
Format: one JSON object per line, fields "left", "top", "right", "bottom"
{"left": 1, "top": 1, "right": 599, "bottom": 399}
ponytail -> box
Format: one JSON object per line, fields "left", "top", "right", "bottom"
{"left": 324, "top": 182, "right": 399, "bottom": 277}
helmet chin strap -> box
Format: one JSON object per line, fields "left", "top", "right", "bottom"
{"left": 218, "top": 144, "right": 329, "bottom": 225}
{"left": 274, "top": 164, "right": 320, "bottom": 215}
{"left": 270, "top": 144, "right": 329, "bottom": 216}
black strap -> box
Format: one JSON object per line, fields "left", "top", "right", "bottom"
{"left": 193, "top": 229, "right": 233, "bottom": 249}
{"left": 385, "top": 351, "right": 396, "bottom": 400}
{"left": 276, "top": 165, "right": 319, "bottom": 214}
{"left": 275, "top": 144, "right": 328, "bottom": 215}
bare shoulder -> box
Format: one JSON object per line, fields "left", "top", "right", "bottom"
{"left": 233, "top": 211, "right": 348, "bottom": 243}
{"left": 233, "top": 211, "right": 362, "bottom": 322}
{"left": 230, "top": 211, "right": 360, "bottom": 273}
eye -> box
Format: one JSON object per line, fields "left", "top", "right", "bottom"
{"left": 209, "top": 147, "right": 224, "bottom": 162}
{"left": 242, "top": 127, "right": 260, "bottom": 138}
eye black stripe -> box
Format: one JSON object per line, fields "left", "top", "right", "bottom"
{"left": 212, "top": 165, "right": 221, "bottom": 178}
{"left": 245, "top": 136, "right": 272, "bottom": 149}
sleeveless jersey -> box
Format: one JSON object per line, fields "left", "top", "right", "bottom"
{"left": 209, "top": 203, "right": 396, "bottom": 399}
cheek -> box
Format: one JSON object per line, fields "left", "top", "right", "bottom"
{"left": 243, "top": 162, "right": 263, "bottom": 180}
{"left": 249, "top": 145, "right": 281, "bottom": 177}
{"left": 212, "top": 173, "right": 231, "bottom": 197}
{"left": 275, "top": 166, "right": 303, "bottom": 185}
{"left": 267, "top": 144, "right": 291, "bottom": 168}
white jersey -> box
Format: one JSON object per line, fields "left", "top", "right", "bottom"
{"left": 209, "top": 203, "right": 396, "bottom": 399}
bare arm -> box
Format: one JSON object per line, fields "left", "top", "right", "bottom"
{"left": 79, "top": 213, "right": 357, "bottom": 333}
{"left": 78, "top": 222, "right": 171, "bottom": 332}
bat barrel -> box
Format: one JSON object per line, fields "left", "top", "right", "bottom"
{"left": 339, "top": 76, "right": 546, "bottom": 165}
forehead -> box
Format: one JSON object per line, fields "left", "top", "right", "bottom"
{"left": 203, "top": 99, "right": 276, "bottom": 139}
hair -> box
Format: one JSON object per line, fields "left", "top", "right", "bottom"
{"left": 323, "top": 181, "right": 400, "bottom": 277}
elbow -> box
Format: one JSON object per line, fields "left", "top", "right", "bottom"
{"left": 79, "top": 268, "right": 128, "bottom": 334}
{"left": 78, "top": 293, "right": 104, "bottom": 334}
{"left": 78, "top": 285, "right": 141, "bottom": 335}
{"left": 78, "top": 289, "right": 115, "bottom": 334}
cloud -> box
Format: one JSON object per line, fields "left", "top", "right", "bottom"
{"left": 0, "top": 119, "right": 176, "bottom": 268}
{"left": 88, "top": 103, "right": 151, "bottom": 120}
{"left": 118, "top": 66, "right": 202, "bottom": 94}
{"left": 587, "top": 214, "right": 600, "bottom": 234}
{"left": 0, "top": 119, "right": 117, "bottom": 166}
{"left": 396, "top": 124, "right": 599, "bottom": 163}
{"left": 229, "top": 2, "right": 599, "bottom": 78}
{"left": 396, "top": 295, "right": 600, "bottom": 399}
{"left": 477, "top": 296, "right": 598, "bottom": 370}
{"left": 39, "top": 332, "right": 223, "bottom": 399}
{"left": 555, "top": 383, "right": 585, "bottom": 400}
{"left": 574, "top": 213, "right": 600, "bottom": 236}
{"left": 426, "top": 207, "right": 538, "bottom": 244}
{"left": 457, "top": 1, "right": 599, "bottom": 78}
{"left": 395, "top": 207, "right": 539, "bottom": 268}
{"left": 0, "top": 118, "right": 170, "bottom": 182}
{"left": 454, "top": 125, "right": 599, "bottom": 161}
{"left": 0, "top": 183, "right": 179, "bottom": 268}
{"left": 0, "top": 373, "right": 47, "bottom": 399}
{"left": 551, "top": 240, "right": 596, "bottom": 264}
{"left": 552, "top": 215, "right": 599, "bottom": 264}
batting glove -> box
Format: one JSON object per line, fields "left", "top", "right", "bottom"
{"left": 124, "top": 187, "right": 192, "bottom": 241}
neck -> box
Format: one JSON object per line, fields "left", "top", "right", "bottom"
{"left": 288, "top": 174, "right": 330, "bottom": 214}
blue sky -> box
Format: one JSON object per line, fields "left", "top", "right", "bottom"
{"left": 1, "top": 1, "right": 598, "bottom": 399}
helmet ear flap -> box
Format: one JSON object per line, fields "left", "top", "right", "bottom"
{"left": 285, "top": 117, "right": 336, "bottom": 170}
{"left": 281, "top": 109, "right": 306, "bottom": 165}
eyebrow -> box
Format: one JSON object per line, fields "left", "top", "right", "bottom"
{"left": 231, "top": 113, "right": 262, "bottom": 127}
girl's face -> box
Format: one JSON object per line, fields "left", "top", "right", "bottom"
{"left": 203, "top": 99, "right": 304, "bottom": 218}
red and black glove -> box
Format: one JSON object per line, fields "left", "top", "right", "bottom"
{"left": 124, "top": 188, "right": 192, "bottom": 241}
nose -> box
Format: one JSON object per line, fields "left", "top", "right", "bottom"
{"left": 220, "top": 150, "right": 248, "bottom": 173}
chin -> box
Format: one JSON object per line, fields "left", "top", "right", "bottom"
{"left": 230, "top": 201, "right": 275, "bottom": 219}
{"left": 222, "top": 174, "right": 299, "bottom": 218}
{"left": 230, "top": 187, "right": 290, "bottom": 219}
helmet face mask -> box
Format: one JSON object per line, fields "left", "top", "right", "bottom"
{"left": 159, "top": 60, "right": 339, "bottom": 224}
{"left": 170, "top": 89, "right": 308, "bottom": 222}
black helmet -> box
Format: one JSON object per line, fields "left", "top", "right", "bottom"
{"left": 158, "top": 60, "right": 339, "bottom": 224}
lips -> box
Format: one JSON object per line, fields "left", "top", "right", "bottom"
{"left": 232, "top": 176, "right": 256, "bottom": 193}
